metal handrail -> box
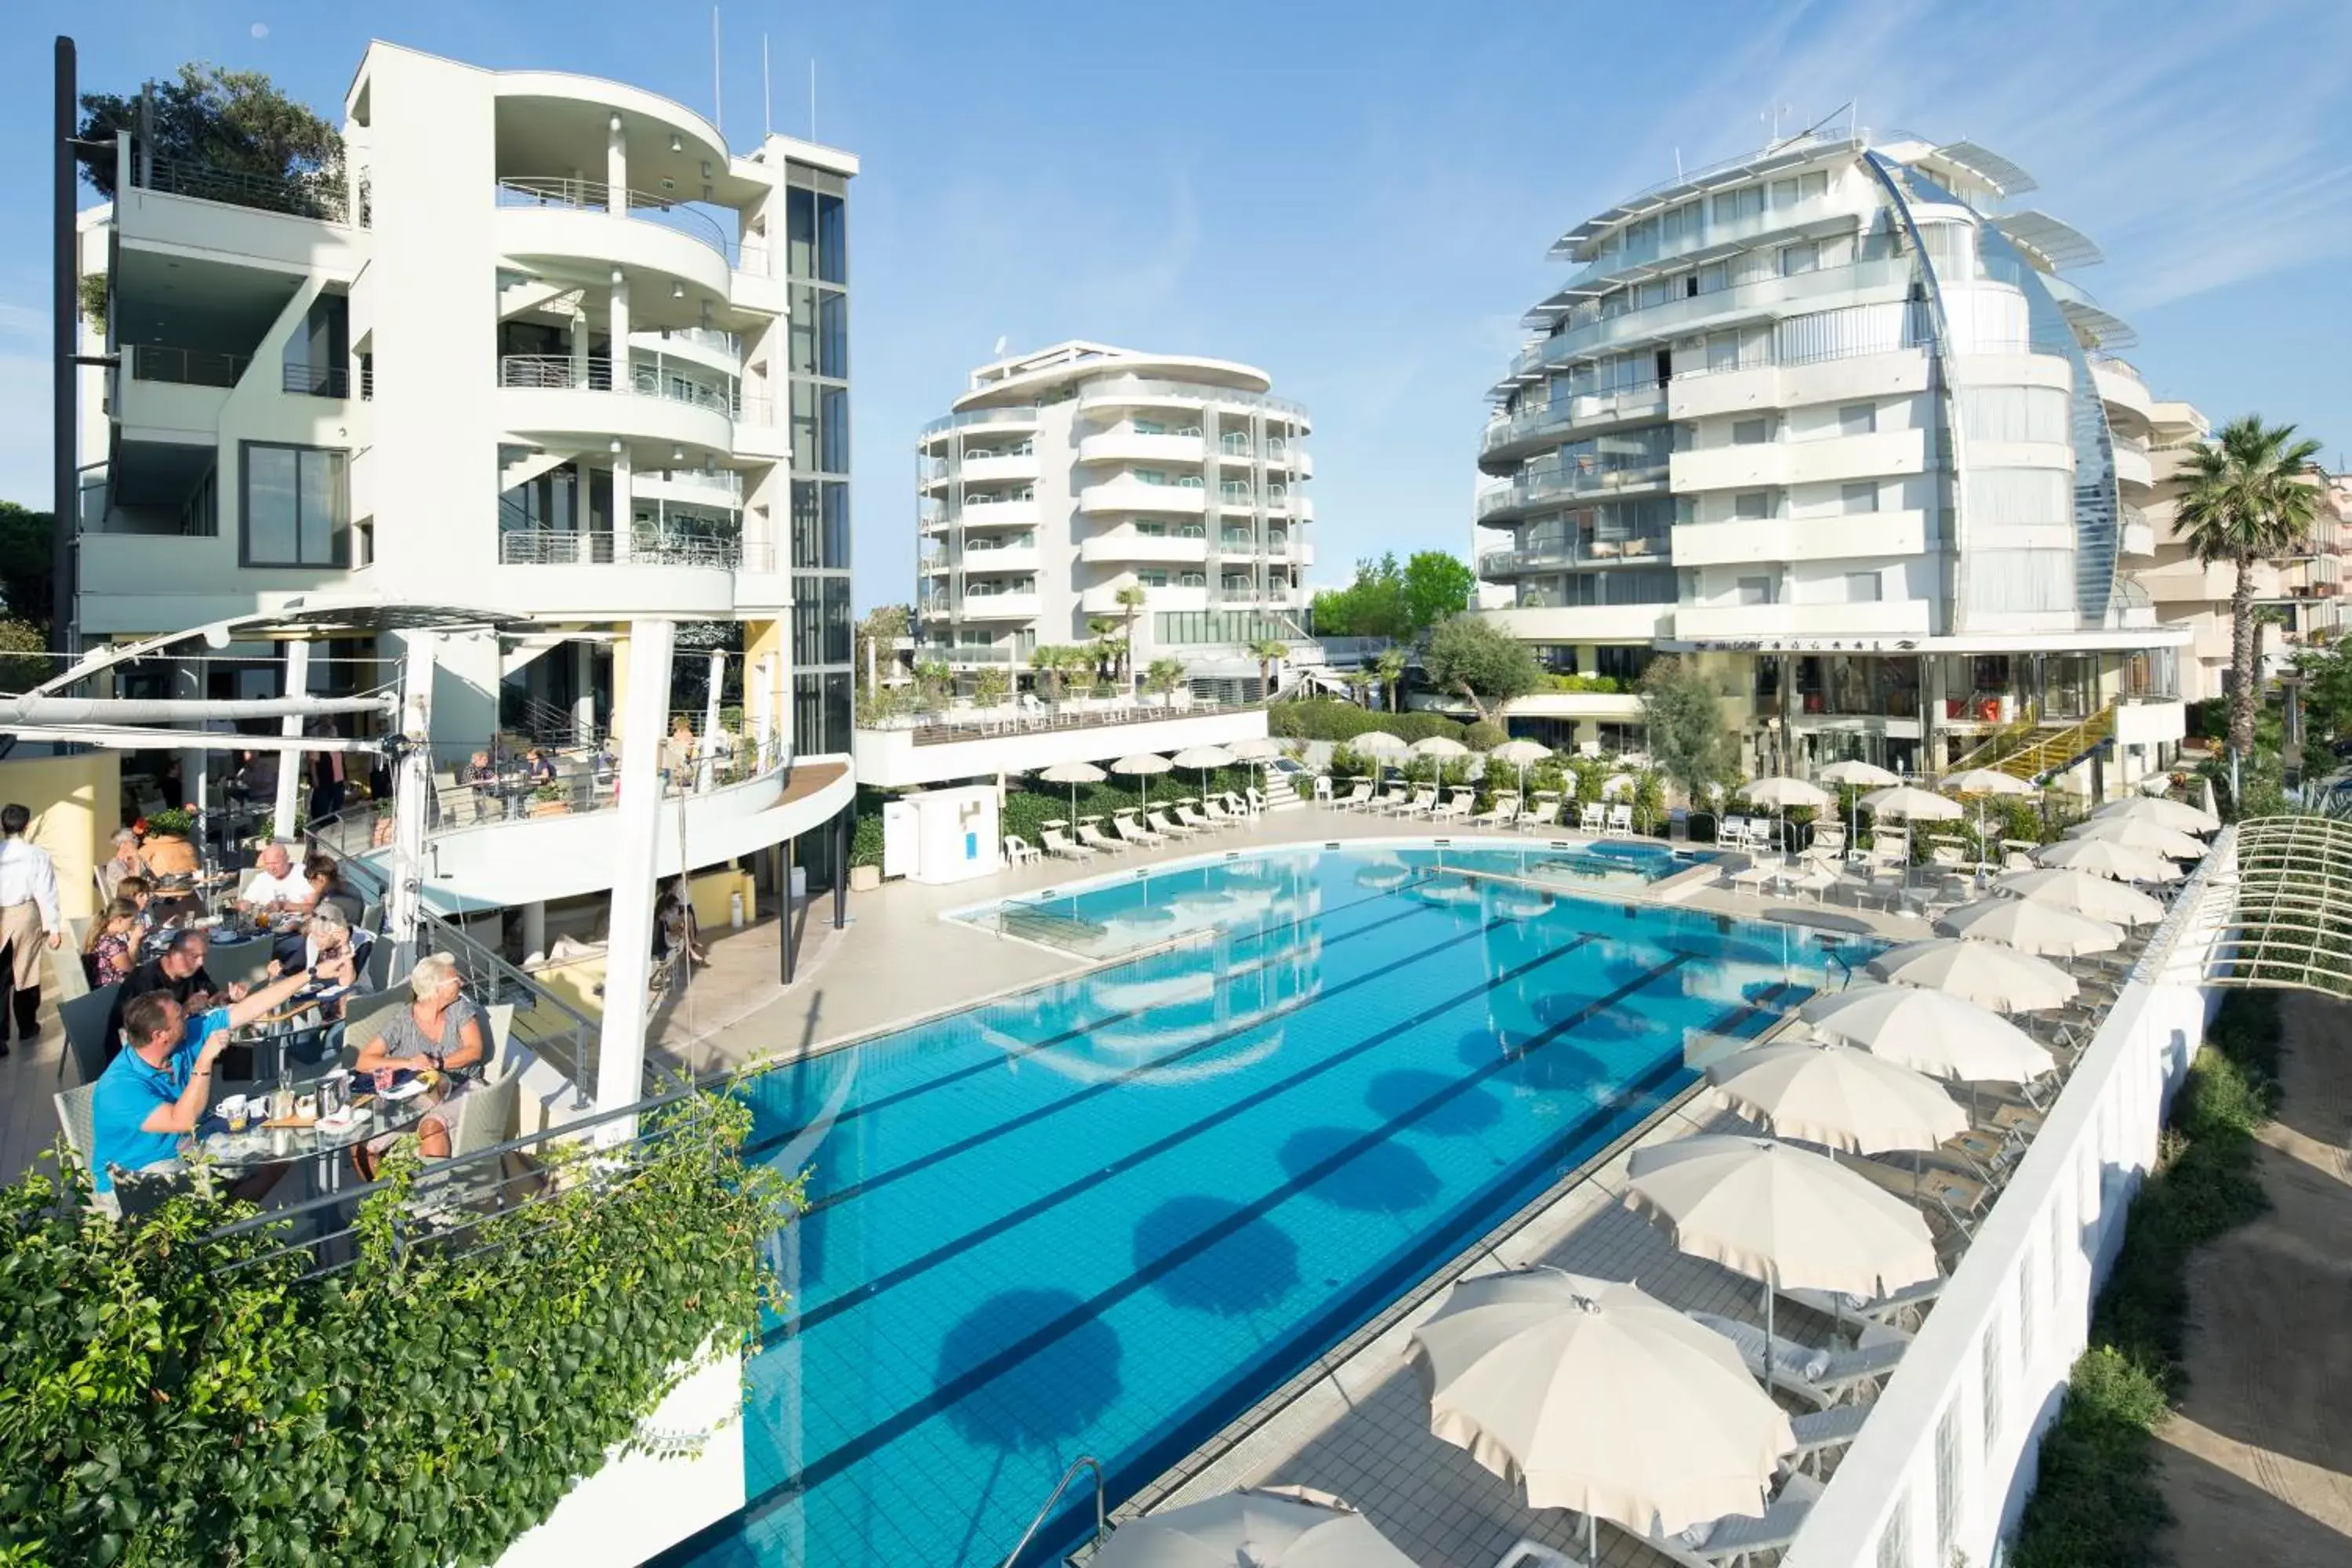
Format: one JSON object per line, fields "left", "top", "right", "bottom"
{"left": 282, "top": 362, "right": 349, "bottom": 397}
{"left": 140, "top": 153, "right": 349, "bottom": 223}
{"left": 128, "top": 343, "right": 249, "bottom": 389}
{"left": 494, "top": 176, "right": 740, "bottom": 263}
{"left": 998, "top": 1455, "right": 1105, "bottom": 1568}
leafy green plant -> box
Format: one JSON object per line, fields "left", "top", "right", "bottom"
{"left": 80, "top": 64, "right": 344, "bottom": 214}
{"left": 849, "top": 810, "right": 885, "bottom": 868}
{"left": 1463, "top": 720, "right": 1507, "bottom": 750}
{"left": 1638, "top": 655, "right": 1737, "bottom": 806}
{"left": 2012, "top": 992, "right": 2283, "bottom": 1568}
{"left": 143, "top": 806, "right": 195, "bottom": 837}
{"left": 1267, "top": 699, "right": 1468, "bottom": 746}
{"left": 1422, "top": 615, "right": 1539, "bottom": 724}
{"left": 0, "top": 1098, "right": 799, "bottom": 1568}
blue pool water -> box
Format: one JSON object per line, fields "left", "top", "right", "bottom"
{"left": 661, "top": 843, "right": 1860, "bottom": 1568}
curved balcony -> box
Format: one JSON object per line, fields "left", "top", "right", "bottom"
{"left": 1475, "top": 458, "right": 1671, "bottom": 522}
{"left": 634, "top": 467, "right": 744, "bottom": 508}
{"left": 639, "top": 327, "right": 741, "bottom": 376}
{"left": 919, "top": 406, "right": 1041, "bottom": 446}
{"left": 494, "top": 182, "right": 736, "bottom": 304}
{"left": 956, "top": 590, "right": 1043, "bottom": 621}
{"left": 497, "top": 355, "right": 735, "bottom": 453}
{"left": 1078, "top": 478, "right": 1208, "bottom": 517}
{"left": 1079, "top": 531, "right": 1210, "bottom": 566}
{"left": 486, "top": 529, "right": 746, "bottom": 615}
{"left": 2112, "top": 441, "right": 2155, "bottom": 493}
{"left": 1478, "top": 532, "right": 1672, "bottom": 578}
{"left": 1076, "top": 376, "right": 1312, "bottom": 426}
{"left": 1482, "top": 381, "right": 1668, "bottom": 467}
{"left": 1077, "top": 430, "right": 1208, "bottom": 466}
{"left": 960, "top": 452, "right": 1040, "bottom": 485}
{"left": 956, "top": 497, "right": 1040, "bottom": 530}
{"left": 956, "top": 542, "right": 1041, "bottom": 575}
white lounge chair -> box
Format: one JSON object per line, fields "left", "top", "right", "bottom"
{"left": 1645, "top": 1472, "right": 1826, "bottom": 1568}
{"left": 1688, "top": 1312, "right": 1907, "bottom": 1407}
{"left": 1003, "top": 833, "right": 1041, "bottom": 866}
{"left": 1114, "top": 813, "right": 1166, "bottom": 847}
{"left": 1397, "top": 788, "right": 1439, "bottom": 818}
{"left": 1519, "top": 799, "right": 1560, "bottom": 832}
{"left": 1784, "top": 1403, "right": 1869, "bottom": 1476}
{"left": 1784, "top": 1274, "right": 1947, "bottom": 1334}
{"left": 1148, "top": 808, "right": 1200, "bottom": 839}
{"left": 1472, "top": 797, "right": 1519, "bottom": 828}
{"left": 1434, "top": 791, "right": 1475, "bottom": 822}
{"left": 1200, "top": 796, "right": 1241, "bottom": 826}
{"left": 1493, "top": 1541, "right": 1585, "bottom": 1568}
{"left": 1076, "top": 821, "right": 1126, "bottom": 855}
{"left": 1040, "top": 828, "right": 1094, "bottom": 861}
{"left": 1606, "top": 804, "right": 1635, "bottom": 837}
{"left": 1334, "top": 781, "right": 1374, "bottom": 810}
{"left": 1174, "top": 802, "right": 1225, "bottom": 833}
{"left": 1578, "top": 803, "right": 1606, "bottom": 833}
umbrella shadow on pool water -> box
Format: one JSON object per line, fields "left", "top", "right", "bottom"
{"left": 1364, "top": 1069, "right": 1504, "bottom": 1137}
{"left": 1278, "top": 1127, "right": 1442, "bottom": 1214}
{"left": 1456, "top": 1024, "right": 1613, "bottom": 1096}
{"left": 934, "top": 1288, "right": 1126, "bottom": 1560}
{"left": 1133, "top": 1195, "right": 1302, "bottom": 1316}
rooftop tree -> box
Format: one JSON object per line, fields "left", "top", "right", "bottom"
{"left": 1421, "top": 614, "right": 1537, "bottom": 726}
{"left": 79, "top": 64, "right": 343, "bottom": 210}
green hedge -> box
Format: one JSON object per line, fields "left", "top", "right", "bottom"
{"left": 0, "top": 1098, "right": 799, "bottom": 1568}
{"left": 1003, "top": 766, "right": 1260, "bottom": 849}
{"left": 1268, "top": 699, "right": 1468, "bottom": 746}
{"left": 2011, "top": 991, "right": 2283, "bottom": 1568}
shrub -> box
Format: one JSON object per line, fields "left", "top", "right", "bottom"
{"left": 849, "top": 811, "right": 884, "bottom": 867}
{"left": 2012, "top": 991, "right": 2283, "bottom": 1568}
{"left": 1463, "top": 720, "right": 1508, "bottom": 750}
{"left": 1267, "top": 699, "right": 1467, "bottom": 746}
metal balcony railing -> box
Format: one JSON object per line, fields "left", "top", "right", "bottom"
{"left": 128, "top": 343, "right": 248, "bottom": 389}
{"left": 282, "top": 362, "right": 350, "bottom": 397}
{"left": 494, "top": 177, "right": 764, "bottom": 270}
{"left": 497, "top": 354, "right": 768, "bottom": 425}
{"left": 140, "top": 154, "right": 349, "bottom": 222}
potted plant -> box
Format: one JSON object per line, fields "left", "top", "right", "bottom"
{"left": 529, "top": 782, "right": 569, "bottom": 818}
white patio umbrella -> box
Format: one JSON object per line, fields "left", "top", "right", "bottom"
{"left": 1936, "top": 897, "right": 2124, "bottom": 957}
{"left": 1742, "top": 776, "right": 1831, "bottom": 857}
{"left": 1599, "top": 772, "right": 1636, "bottom": 799}
{"left": 2095, "top": 794, "right": 2222, "bottom": 835}
{"left": 1408, "top": 1268, "right": 1795, "bottom": 1547}
{"left": 1225, "top": 736, "right": 1285, "bottom": 800}
{"left": 1349, "top": 731, "right": 1407, "bottom": 756}
{"left": 1865, "top": 937, "right": 2079, "bottom": 1014}
{"left": 1489, "top": 737, "right": 1550, "bottom": 800}
{"left": 1860, "top": 785, "right": 1964, "bottom": 822}
{"left": 1994, "top": 867, "right": 2166, "bottom": 927}
{"left": 1818, "top": 759, "right": 1900, "bottom": 787}
{"left": 2063, "top": 815, "right": 2208, "bottom": 860}
{"left": 1942, "top": 768, "right": 2034, "bottom": 797}
{"left": 1707, "top": 1040, "right": 1968, "bottom": 1155}
{"left": 1109, "top": 753, "right": 1174, "bottom": 813}
{"left": 1798, "top": 982, "right": 2058, "bottom": 1082}
{"left": 2030, "top": 837, "right": 2183, "bottom": 884}
{"left": 1169, "top": 744, "right": 1237, "bottom": 802}
{"left": 1037, "top": 760, "right": 1108, "bottom": 824}
{"left": 1410, "top": 735, "right": 1471, "bottom": 759}
{"left": 1091, "top": 1486, "right": 1418, "bottom": 1568}
{"left": 1624, "top": 1135, "right": 1940, "bottom": 1400}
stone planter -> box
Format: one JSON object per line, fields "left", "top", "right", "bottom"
{"left": 848, "top": 863, "right": 882, "bottom": 892}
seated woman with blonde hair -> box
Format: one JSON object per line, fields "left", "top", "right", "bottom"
{"left": 350, "top": 952, "right": 492, "bottom": 1178}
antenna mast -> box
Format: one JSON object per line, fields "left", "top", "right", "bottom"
{"left": 762, "top": 34, "right": 771, "bottom": 138}
{"left": 711, "top": 8, "right": 722, "bottom": 135}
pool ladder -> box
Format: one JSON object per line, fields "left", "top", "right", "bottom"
{"left": 1000, "top": 1455, "right": 1105, "bottom": 1567}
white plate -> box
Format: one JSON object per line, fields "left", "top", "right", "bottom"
{"left": 314, "top": 1110, "right": 364, "bottom": 1134}
{"left": 378, "top": 1077, "right": 431, "bottom": 1102}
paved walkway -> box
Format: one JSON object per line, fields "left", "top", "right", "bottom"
{"left": 2156, "top": 993, "right": 2352, "bottom": 1566}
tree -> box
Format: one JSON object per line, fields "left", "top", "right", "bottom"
{"left": 1031, "top": 644, "right": 1086, "bottom": 702}
{"left": 1084, "top": 615, "right": 1123, "bottom": 684}
{"left": 1115, "top": 583, "right": 1148, "bottom": 691}
{"left": 1421, "top": 615, "right": 1538, "bottom": 724}
{"left": 2175, "top": 416, "right": 2325, "bottom": 776}
{"left": 1142, "top": 657, "right": 1186, "bottom": 699}
{"left": 1639, "top": 655, "right": 1738, "bottom": 807}
{"left": 0, "top": 619, "right": 49, "bottom": 693}
{"left": 79, "top": 64, "right": 343, "bottom": 210}
{"left": 0, "top": 503, "right": 55, "bottom": 635}
{"left": 2295, "top": 640, "right": 2352, "bottom": 751}
{"left": 1374, "top": 646, "right": 1409, "bottom": 714}
{"left": 1309, "top": 554, "right": 1410, "bottom": 638}
{"left": 1400, "top": 552, "right": 1477, "bottom": 637}
{"left": 972, "top": 666, "right": 1011, "bottom": 709}
{"left": 853, "top": 604, "right": 909, "bottom": 706}
{"left": 1249, "top": 637, "right": 1290, "bottom": 702}
{"left": 913, "top": 659, "right": 951, "bottom": 711}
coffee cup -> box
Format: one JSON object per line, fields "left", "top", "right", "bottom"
{"left": 220, "top": 1095, "right": 250, "bottom": 1134}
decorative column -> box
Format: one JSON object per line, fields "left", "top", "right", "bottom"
{"left": 572, "top": 640, "right": 597, "bottom": 746}
{"left": 273, "top": 638, "right": 310, "bottom": 838}
{"left": 520, "top": 899, "right": 546, "bottom": 963}
{"left": 386, "top": 632, "right": 437, "bottom": 970}
{"left": 594, "top": 617, "right": 677, "bottom": 1135}
{"left": 609, "top": 268, "right": 632, "bottom": 564}
{"left": 604, "top": 114, "right": 626, "bottom": 214}
{"left": 699, "top": 649, "right": 726, "bottom": 790}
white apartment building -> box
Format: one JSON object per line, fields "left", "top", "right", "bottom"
{"left": 65, "top": 42, "right": 858, "bottom": 911}
{"left": 1473, "top": 128, "right": 2191, "bottom": 789}
{"left": 916, "top": 342, "right": 1316, "bottom": 699}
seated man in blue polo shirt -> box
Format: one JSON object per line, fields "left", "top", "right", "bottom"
{"left": 90, "top": 962, "right": 319, "bottom": 1196}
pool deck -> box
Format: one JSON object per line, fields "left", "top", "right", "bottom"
{"left": 659, "top": 805, "right": 1938, "bottom": 1080}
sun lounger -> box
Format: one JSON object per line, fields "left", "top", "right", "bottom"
{"left": 1174, "top": 803, "right": 1225, "bottom": 832}
{"left": 1645, "top": 1473, "right": 1826, "bottom": 1568}
{"left": 1783, "top": 1274, "right": 1946, "bottom": 1333}
{"left": 1519, "top": 800, "right": 1560, "bottom": 832}
{"left": 1040, "top": 828, "right": 1094, "bottom": 861}
{"left": 1434, "top": 793, "right": 1475, "bottom": 821}
{"left": 1493, "top": 1541, "right": 1585, "bottom": 1568}
{"left": 1472, "top": 797, "right": 1520, "bottom": 828}
{"left": 1148, "top": 809, "right": 1200, "bottom": 839}
{"left": 1076, "top": 822, "right": 1126, "bottom": 855}
{"left": 1688, "top": 1312, "right": 1907, "bottom": 1407}
{"left": 1396, "top": 788, "right": 1438, "bottom": 818}
{"left": 1334, "top": 782, "right": 1374, "bottom": 810}
{"left": 1784, "top": 1404, "right": 1870, "bottom": 1477}
{"left": 1114, "top": 814, "right": 1166, "bottom": 846}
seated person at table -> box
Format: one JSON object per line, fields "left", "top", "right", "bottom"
{"left": 271, "top": 909, "right": 372, "bottom": 1014}
{"left": 303, "top": 852, "right": 365, "bottom": 927}
{"left": 82, "top": 896, "right": 143, "bottom": 986}
{"left": 525, "top": 747, "right": 558, "bottom": 785}
{"left": 89, "top": 963, "right": 318, "bottom": 1196}
{"left": 106, "top": 931, "right": 252, "bottom": 1063}
{"left": 97, "top": 829, "right": 148, "bottom": 901}
{"left": 350, "top": 953, "right": 491, "bottom": 1176}
{"left": 239, "top": 841, "right": 314, "bottom": 916}
{"left": 461, "top": 751, "right": 498, "bottom": 821}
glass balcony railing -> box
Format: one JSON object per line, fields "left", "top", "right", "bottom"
{"left": 1077, "top": 376, "right": 1311, "bottom": 423}
{"left": 919, "top": 406, "right": 1044, "bottom": 440}
{"left": 1508, "top": 256, "right": 1915, "bottom": 380}
{"left": 1475, "top": 456, "right": 1671, "bottom": 519}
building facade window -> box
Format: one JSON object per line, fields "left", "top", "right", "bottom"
{"left": 241, "top": 442, "right": 347, "bottom": 567}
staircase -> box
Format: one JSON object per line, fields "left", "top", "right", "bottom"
{"left": 1261, "top": 770, "right": 1304, "bottom": 812}
{"left": 1972, "top": 706, "right": 2118, "bottom": 786}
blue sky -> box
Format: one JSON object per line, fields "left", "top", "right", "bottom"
{"left": 4, "top": 0, "right": 2349, "bottom": 611}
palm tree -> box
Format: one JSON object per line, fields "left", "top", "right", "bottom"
{"left": 1115, "top": 583, "right": 1149, "bottom": 693}
{"left": 1249, "top": 637, "right": 1290, "bottom": 702}
{"left": 1142, "top": 656, "right": 1186, "bottom": 701}
{"left": 1374, "top": 646, "right": 1409, "bottom": 713}
{"left": 1085, "top": 616, "right": 1121, "bottom": 685}
{"left": 1029, "top": 645, "right": 1075, "bottom": 704}
{"left": 2175, "top": 416, "right": 2324, "bottom": 789}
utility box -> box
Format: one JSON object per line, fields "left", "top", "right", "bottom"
{"left": 883, "top": 786, "right": 1002, "bottom": 885}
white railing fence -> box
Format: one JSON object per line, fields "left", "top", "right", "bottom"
{"left": 1785, "top": 827, "right": 2239, "bottom": 1568}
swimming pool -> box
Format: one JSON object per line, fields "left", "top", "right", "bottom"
{"left": 661, "top": 842, "right": 1864, "bottom": 1567}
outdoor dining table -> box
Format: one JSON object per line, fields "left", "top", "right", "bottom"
{"left": 194, "top": 1073, "right": 443, "bottom": 1196}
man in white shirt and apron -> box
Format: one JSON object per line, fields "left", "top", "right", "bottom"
{"left": 0, "top": 803, "right": 64, "bottom": 1054}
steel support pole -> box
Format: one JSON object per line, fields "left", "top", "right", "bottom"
{"left": 51, "top": 37, "right": 74, "bottom": 655}
{"left": 386, "top": 633, "right": 437, "bottom": 970}
{"left": 833, "top": 806, "right": 850, "bottom": 928}
{"left": 781, "top": 834, "right": 797, "bottom": 985}
{"left": 273, "top": 639, "right": 310, "bottom": 837}
{"left": 593, "top": 619, "right": 676, "bottom": 1137}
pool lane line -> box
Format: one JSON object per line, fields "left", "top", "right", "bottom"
{"left": 789, "top": 901, "right": 1514, "bottom": 1220}
{"left": 768, "top": 922, "right": 1593, "bottom": 1341}
{"left": 744, "top": 945, "right": 1693, "bottom": 1519}
{"left": 736, "top": 876, "right": 1448, "bottom": 1160}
